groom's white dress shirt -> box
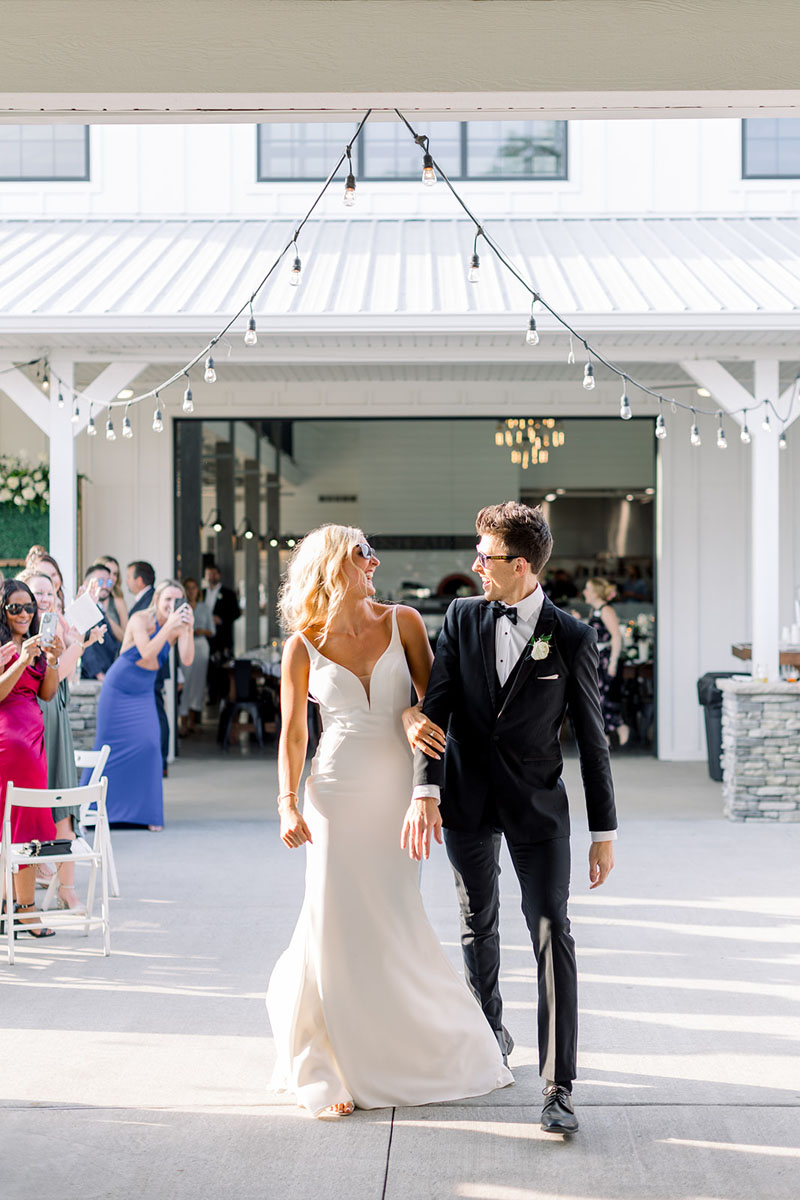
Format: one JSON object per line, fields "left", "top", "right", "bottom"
{"left": 413, "top": 585, "right": 617, "bottom": 842}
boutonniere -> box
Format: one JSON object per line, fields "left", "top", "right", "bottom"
{"left": 529, "top": 633, "right": 552, "bottom": 661}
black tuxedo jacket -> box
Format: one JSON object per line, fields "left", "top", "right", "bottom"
{"left": 128, "top": 586, "right": 154, "bottom": 616}
{"left": 413, "top": 594, "right": 617, "bottom": 842}
{"left": 204, "top": 585, "right": 241, "bottom": 653}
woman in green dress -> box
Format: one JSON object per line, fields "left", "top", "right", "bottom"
{"left": 23, "top": 570, "right": 106, "bottom": 911}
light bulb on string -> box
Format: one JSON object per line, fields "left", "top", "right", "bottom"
{"left": 582, "top": 361, "right": 595, "bottom": 391}
{"left": 716, "top": 414, "right": 728, "bottom": 449}
{"left": 182, "top": 375, "right": 194, "bottom": 413}
{"left": 655, "top": 411, "right": 667, "bottom": 440}
{"left": 57, "top": 390, "right": 64, "bottom": 409}
{"left": 343, "top": 147, "right": 356, "bottom": 205}
{"left": 290, "top": 244, "right": 302, "bottom": 287}
{"left": 690, "top": 410, "right": 701, "bottom": 447}
{"left": 526, "top": 315, "right": 539, "bottom": 347}
{"left": 71, "top": 400, "right": 80, "bottom": 424}
{"left": 468, "top": 253, "right": 480, "bottom": 284}
{"left": 740, "top": 420, "right": 751, "bottom": 444}
{"left": 421, "top": 152, "right": 436, "bottom": 187}
{"left": 779, "top": 427, "right": 788, "bottom": 450}
{"left": 619, "top": 382, "right": 632, "bottom": 420}
{"left": 87, "top": 406, "right": 97, "bottom": 437}
{"left": 762, "top": 408, "right": 772, "bottom": 433}
{"left": 41, "top": 376, "right": 49, "bottom": 392}
{"left": 105, "top": 413, "right": 116, "bottom": 442}
{"left": 244, "top": 302, "right": 257, "bottom": 346}
{"left": 122, "top": 406, "right": 133, "bottom": 439}
{"left": 204, "top": 355, "right": 216, "bottom": 384}
{"left": 152, "top": 397, "right": 164, "bottom": 433}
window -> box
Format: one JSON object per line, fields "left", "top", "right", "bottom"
{"left": 742, "top": 119, "right": 800, "bottom": 179}
{"left": 0, "top": 125, "right": 90, "bottom": 182}
{"left": 257, "top": 120, "right": 567, "bottom": 182}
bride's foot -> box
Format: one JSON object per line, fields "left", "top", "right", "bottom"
{"left": 319, "top": 1101, "right": 355, "bottom": 1119}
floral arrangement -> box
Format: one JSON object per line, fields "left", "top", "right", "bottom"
{"left": 0, "top": 455, "right": 50, "bottom": 511}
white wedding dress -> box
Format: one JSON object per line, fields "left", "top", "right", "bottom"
{"left": 266, "top": 606, "right": 513, "bottom": 1115}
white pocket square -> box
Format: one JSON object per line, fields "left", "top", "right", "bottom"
{"left": 539, "top": 674, "right": 560, "bottom": 680}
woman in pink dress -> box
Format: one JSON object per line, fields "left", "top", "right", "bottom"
{"left": 0, "top": 579, "right": 64, "bottom": 938}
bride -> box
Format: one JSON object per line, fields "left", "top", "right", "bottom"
{"left": 267, "top": 524, "right": 513, "bottom": 1117}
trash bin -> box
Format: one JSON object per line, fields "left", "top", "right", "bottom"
{"left": 697, "top": 672, "right": 738, "bottom": 781}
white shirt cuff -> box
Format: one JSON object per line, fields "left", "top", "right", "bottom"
{"left": 590, "top": 830, "right": 617, "bottom": 842}
{"left": 412, "top": 786, "right": 441, "bottom": 806}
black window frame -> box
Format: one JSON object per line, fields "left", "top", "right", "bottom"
{"left": 0, "top": 125, "right": 91, "bottom": 183}
{"left": 256, "top": 120, "right": 568, "bottom": 183}
{"left": 741, "top": 118, "right": 800, "bottom": 181}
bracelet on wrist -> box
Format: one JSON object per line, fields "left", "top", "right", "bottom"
{"left": 277, "top": 791, "right": 299, "bottom": 810}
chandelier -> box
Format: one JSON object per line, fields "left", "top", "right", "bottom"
{"left": 494, "top": 418, "right": 566, "bottom": 469}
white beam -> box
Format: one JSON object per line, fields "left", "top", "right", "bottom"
{"left": 678, "top": 360, "right": 755, "bottom": 427}
{"left": 72, "top": 361, "right": 149, "bottom": 434}
{"left": 0, "top": 362, "right": 51, "bottom": 434}
{"left": 751, "top": 360, "right": 781, "bottom": 683}
{"left": 47, "top": 357, "right": 78, "bottom": 599}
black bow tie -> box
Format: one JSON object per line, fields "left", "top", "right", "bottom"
{"left": 489, "top": 602, "right": 518, "bottom": 625}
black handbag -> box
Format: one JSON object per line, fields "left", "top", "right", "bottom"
{"left": 20, "top": 838, "right": 74, "bottom": 857}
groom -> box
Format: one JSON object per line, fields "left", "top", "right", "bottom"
{"left": 402, "top": 501, "right": 616, "bottom": 1134}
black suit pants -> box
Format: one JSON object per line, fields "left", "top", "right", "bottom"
{"left": 444, "top": 826, "right": 578, "bottom": 1083}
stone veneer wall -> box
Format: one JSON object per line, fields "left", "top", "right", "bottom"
{"left": 720, "top": 680, "right": 800, "bottom": 822}
{"left": 68, "top": 679, "right": 101, "bottom": 750}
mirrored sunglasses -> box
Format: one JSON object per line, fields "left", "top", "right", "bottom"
{"left": 6, "top": 603, "right": 37, "bottom": 616}
{"left": 355, "top": 542, "right": 376, "bottom": 561}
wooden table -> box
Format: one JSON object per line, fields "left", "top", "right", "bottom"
{"left": 732, "top": 644, "right": 800, "bottom": 667}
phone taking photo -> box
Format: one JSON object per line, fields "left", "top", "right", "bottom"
{"left": 173, "top": 598, "right": 189, "bottom": 613}
{"left": 39, "top": 611, "right": 59, "bottom": 646}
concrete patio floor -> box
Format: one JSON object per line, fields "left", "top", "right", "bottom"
{"left": 2, "top": 749, "right": 799, "bottom": 1200}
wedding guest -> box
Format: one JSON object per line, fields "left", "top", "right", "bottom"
{"left": 178, "top": 577, "right": 214, "bottom": 735}
{"left": 79, "top": 564, "right": 121, "bottom": 680}
{"left": 22, "top": 570, "right": 106, "bottom": 912}
{"left": 126, "top": 561, "right": 155, "bottom": 615}
{"left": 99, "top": 554, "right": 129, "bottom": 640}
{"left": 583, "top": 577, "right": 630, "bottom": 748}
{"left": 203, "top": 562, "right": 241, "bottom": 703}
{"left": 81, "top": 580, "right": 194, "bottom": 829}
{"left": 0, "top": 579, "right": 64, "bottom": 937}
{"left": 26, "top": 549, "right": 65, "bottom": 611}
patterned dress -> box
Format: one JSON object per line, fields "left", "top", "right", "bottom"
{"left": 588, "top": 606, "right": 624, "bottom": 734}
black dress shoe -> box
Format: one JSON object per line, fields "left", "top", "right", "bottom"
{"left": 541, "top": 1085, "right": 579, "bottom": 1133}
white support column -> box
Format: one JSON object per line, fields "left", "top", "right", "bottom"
{"left": 48, "top": 356, "right": 78, "bottom": 599}
{"left": 751, "top": 360, "right": 781, "bottom": 681}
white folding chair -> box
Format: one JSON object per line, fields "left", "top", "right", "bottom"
{"left": 75, "top": 746, "right": 119, "bottom": 898}
{"left": 1, "top": 780, "right": 111, "bottom": 965}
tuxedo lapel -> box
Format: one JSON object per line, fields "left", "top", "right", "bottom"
{"left": 478, "top": 601, "right": 499, "bottom": 708}
{"left": 497, "top": 594, "right": 558, "bottom": 716}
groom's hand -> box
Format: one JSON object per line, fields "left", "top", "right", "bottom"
{"left": 400, "top": 798, "right": 443, "bottom": 861}
{"left": 589, "top": 841, "right": 614, "bottom": 889}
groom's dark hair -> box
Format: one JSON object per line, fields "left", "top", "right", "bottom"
{"left": 476, "top": 501, "right": 553, "bottom": 575}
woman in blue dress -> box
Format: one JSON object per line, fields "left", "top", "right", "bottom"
{"left": 83, "top": 580, "right": 195, "bottom": 829}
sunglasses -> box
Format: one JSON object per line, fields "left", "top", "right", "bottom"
{"left": 6, "top": 603, "right": 37, "bottom": 616}
{"left": 475, "top": 548, "right": 520, "bottom": 568}
{"left": 355, "top": 542, "right": 376, "bottom": 562}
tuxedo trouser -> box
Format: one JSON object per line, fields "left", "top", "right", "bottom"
{"left": 444, "top": 827, "right": 578, "bottom": 1084}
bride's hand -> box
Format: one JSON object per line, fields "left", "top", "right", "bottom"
{"left": 402, "top": 704, "right": 446, "bottom": 759}
{"left": 279, "top": 801, "right": 313, "bottom": 849}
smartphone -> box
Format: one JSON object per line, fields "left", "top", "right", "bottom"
{"left": 173, "top": 598, "right": 189, "bottom": 613}
{"left": 39, "top": 611, "right": 59, "bottom": 646}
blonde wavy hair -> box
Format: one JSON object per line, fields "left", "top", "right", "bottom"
{"left": 148, "top": 578, "right": 186, "bottom": 616}
{"left": 279, "top": 524, "right": 366, "bottom": 644}
{"left": 587, "top": 577, "right": 616, "bottom": 604}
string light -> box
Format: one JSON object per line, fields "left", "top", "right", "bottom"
{"left": 716, "top": 413, "right": 728, "bottom": 449}
{"left": 468, "top": 230, "right": 482, "bottom": 283}
{"left": 762, "top": 407, "right": 772, "bottom": 433}
{"left": 122, "top": 405, "right": 133, "bottom": 438}
{"left": 244, "top": 303, "right": 257, "bottom": 346}
{"left": 344, "top": 146, "right": 356, "bottom": 206}
{"left": 152, "top": 397, "right": 163, "bottom": 433}
{"left": 71, "top": 400, "right": 80, "bottom": 425}
{"left": 421, "top": 141, "right": 437, "bottom": 186}
{"left": 57, "top": 390, "right": 64, "bottom": 409}
{"left": 105, "top": 413, "right": 116, "bottom": 441}
{"left": 655, "top": 411, "right": 667, "bottom": 440}
{"left": 740, "top": 412, "right": 752, "bottom": 444}
{"left": 583, "top": 361, "right": 595, "bottom": 391}
{"left": 690, "top": 410, "right": 702, "bottom": 447}
{"left": 182, "top": 375, "right": 194, "bottom": 413}
{"left": 619, "top": 382, "right": 632, "bottom": 421}
{"left": 526, "top": 315, "right": 539, "bottom": 347}
{"left": 87, "top": 406, "right": 97, "bottom": 437}
{"left": 204, "top": 355, "right": 216, "bottom": 384}
{"left": 290, "top": 243, "right": 302, "bottom": 286}
{"left": 779, "top": 427, "right": 788, "bottom": 450}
